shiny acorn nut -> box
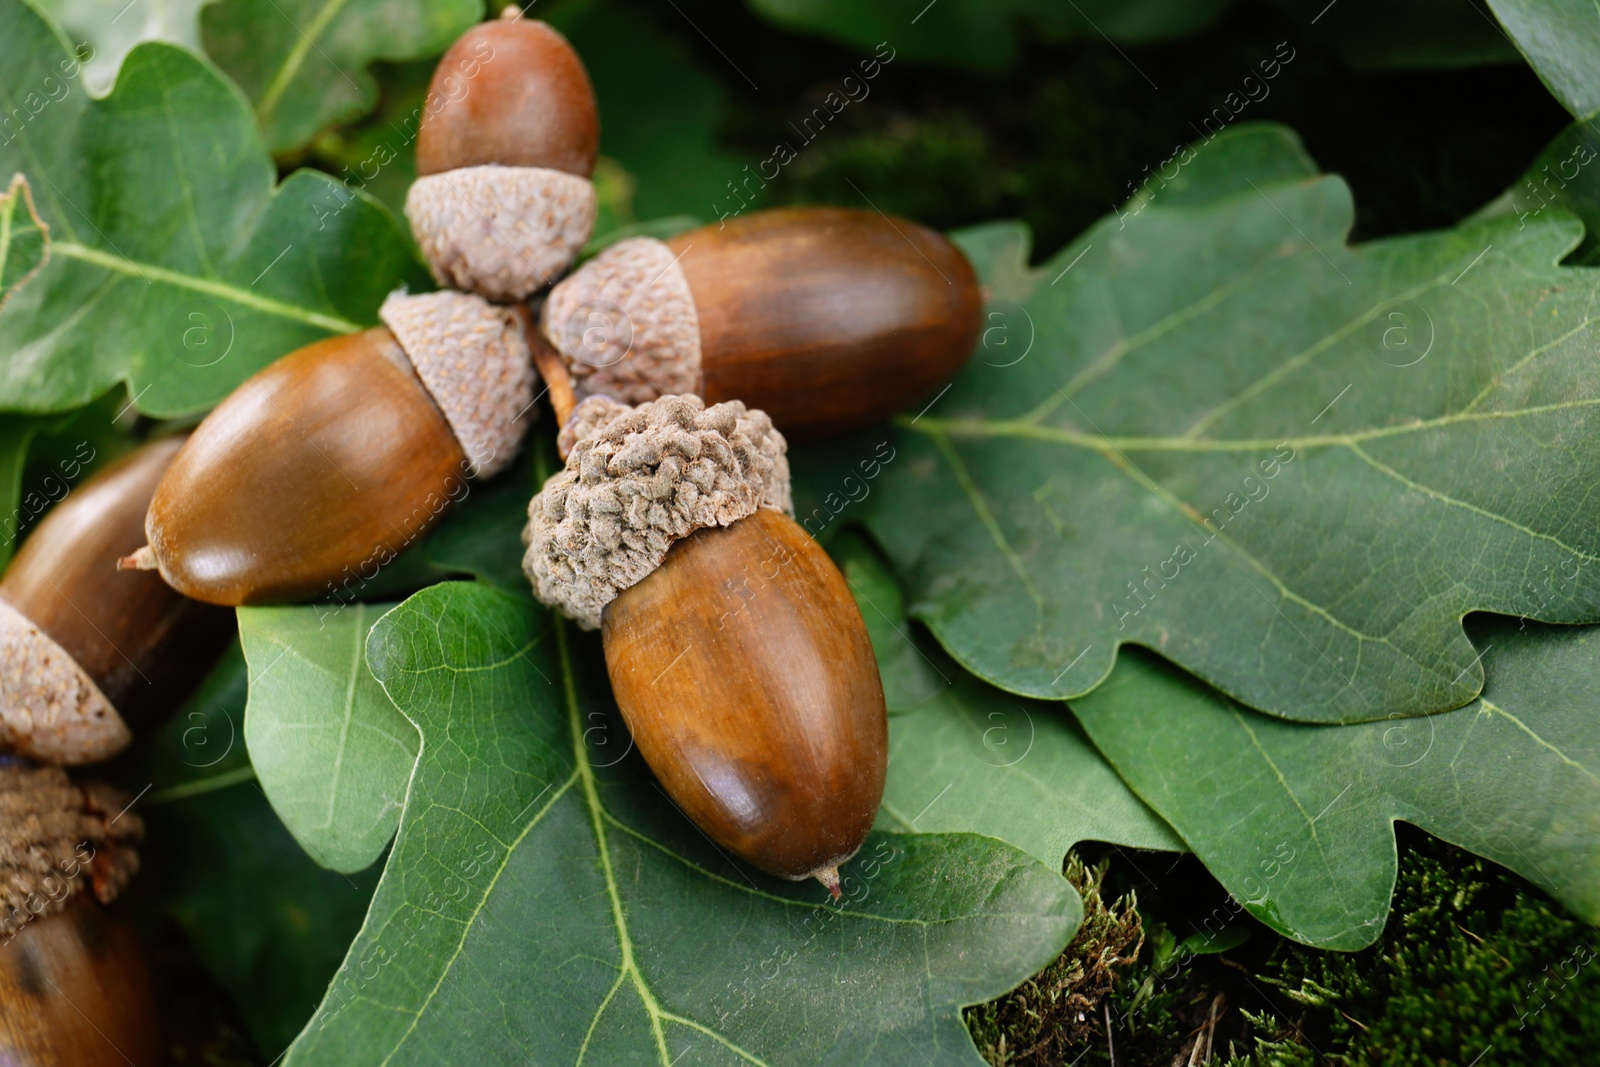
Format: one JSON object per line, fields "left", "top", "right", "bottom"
{"left": 124, "top": 291, "right": 535, "bottom": 606}
{"left": 0, "top": 436, "right": 232, "bottom": 765}
{"left": 605, "top": 510, "right": 888, "bottom": 894}
{"left": 524, "top": 396, "right": 887, "bottom": 894}
{"left": 0, "top": 897, "right": 162, "bottom": 1067}
{"left": 407, "top": 7, "right": 600, "bottom": 302}
{"left": 535, "top": 206, "right": 983, "bottom": 441}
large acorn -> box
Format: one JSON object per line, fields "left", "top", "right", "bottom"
{"left": 524, "top": 395, "right": 887, "bottom": 895}
{"left": 124, "top": 291, "right": 535, "bottom": 606}
{"left": 0, "top": 761, "right": 159, "bottom": 1067}
{"left": 0, "top": 436, "right": 231, "bottom": 765}
{"left": 535, "top": 206, "right": 982, "bottom": 440}
{"left": 407, "top": 7, "right": 600, "bottom": 301}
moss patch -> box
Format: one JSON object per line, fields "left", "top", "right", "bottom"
{"left": 970, "top": 831, "right": 1600, "bottom": 1064}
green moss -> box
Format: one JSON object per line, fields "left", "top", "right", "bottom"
{"left": 1226, "top": 835, "right": 1600, "bottom": 1066}
{"left": 966, "top": 854, "right": 1144, "bottom": 1065}
{"left": 972, "top": 834, "right": 1599, "bottom": 1065}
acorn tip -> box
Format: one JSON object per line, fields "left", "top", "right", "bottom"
{"left": 816, "top": 866, "right": 842, "bottom": 900}
{"left": 117, "top": 545, "right": 157, "bottom": 572}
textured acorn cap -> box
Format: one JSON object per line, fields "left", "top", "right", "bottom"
{"left": 380, "top": 290, "right": 536, "bottom": 480}
{"left": 406, "top": 164, "right": 597, "bottom": 302}
{"left": 540, "top": 236, "right": 701, "bottom": 403}
{"left": 0, "top": 762, "right": 142, "bottom": 921}
{"left": 555, "top": 393, "right": 632, "bottom": 458}
{"left": 523, "top": 395, "right": 792, "bottom": 629}
{"left": 0, "top": 601, "right": 130, "bottom": 766}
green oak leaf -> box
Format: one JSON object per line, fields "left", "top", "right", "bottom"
{"left": 832, "top": 530, "right": 1184, "bottom": 864}
{"left": 114, "top": 642, "right": 380, "bottom": 1061}
{"left": 1479, "top": 121, "right": 1600, "bottom": 266}
{"left": 743, "top": 0, "right": 1229, "bottom": 69}
{"left": 1072, "top": 616, "right": 1600, "bottom": 950}
{"left": 200, "top": 0, "right": 478, "bottom": 155}
{"left": 1487, "top": 0, "right": 1600, "bottom": 118}
{"left": 287, "top": 581, "right": 1079, "bottom": 1066}
{"left": 0, "top": 0, "right": 425, "bottom": 416}
{"left": 865, "top": 122, "right": 1600, "bottom": 723}
{"left": 241, "top": 602, "right": 419, "bottom": 873}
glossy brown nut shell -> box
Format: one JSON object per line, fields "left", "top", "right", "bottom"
{"left": 0, "top": 896, "right": 162, "bottom": 1067}
{"left": 602, "top": 508, "right": 887, "bottom": 882}
{"left": 144, "top": 329, "right": 468, "bottom": 606}
{"left": 0, "top": 437, "right": 231, "bottom": 733}
{"left": 670, "top": 207, "right": 982, "bottom": 439}
{"left": 415, "top": 14, "right": 598, "bottom": 178}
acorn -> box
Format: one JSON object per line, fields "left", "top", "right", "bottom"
{"left": 534, "top": 206, "right": 982, "bottom": 442}
{"left": 0, "top": 436, "right": 231, "bottom": 766}
{"left": 123, "top": 291, "right": 535, "bottom": 606}
{"left": 407, "top": 7, "right": 600, "bottom": 302}
{"left": 0, "top": 761, "right": 159, "bottom": 1067}
{"left": 524, "top": 395, "right": 887, "bottom": 895}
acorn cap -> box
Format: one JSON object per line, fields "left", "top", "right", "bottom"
{"left": 380, "top": 290, "right": 536, "bottom": 480}
{"left": 0, "top": 762, "right": 142, "bottom": 921}
{"left": 523, "top": 394, "right": 792, "bottom": 629}
{"left": 540, "top": 236, "right": 701, "bottom": 404}
{"left": 0, "top": 602, "right": 130, "bottom": 766}
{"left": 406, "top": 164, "right": 597, "bottom": 302}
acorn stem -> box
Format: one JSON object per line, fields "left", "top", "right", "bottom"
{"left": 529, "top": 327, "right": 577, "bottom": 427}
{"left": 116, "top": 546, "right": 157, "bottom": 572}
{"left": 815, "top": 866, "right": 842, "bottom": 900}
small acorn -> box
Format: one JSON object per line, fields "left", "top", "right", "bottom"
{"left": 124, "top": 291, "right": 535, "bottom": 606}
{"left": 535, "top": 206, "right": 982, "bottom": 441}
{"left": 407, "top": 7, "right": 600, "bottom": 301}
{"left": 0, "top": 436, "right": 231, "bottom": 765}
{"left": 0, "top": 761, "right": 159, "bottom": 1067}
{"left": 524, "top": 395, "right": 887, "bottom": 895}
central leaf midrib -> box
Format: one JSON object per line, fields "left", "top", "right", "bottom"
{"left": 905, "top": 396, "right": 1600, "bottom": 453}
{"left": 558, "top": 620, "right": 673, "bottom": 1066}
{"left": 557, "top": 623, "right": 781, "bottom": 1067}
{"left": 51, "top": 239, "right": 362, "bottom": 333}
{"left": 322, "top": 604, "right": 366, "bottom": 831}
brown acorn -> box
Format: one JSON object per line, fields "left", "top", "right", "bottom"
{"left": 407, "top": 7, "right": 601, "bottom": 301}
{"left": 525, "top": 395, "right": 887, "bottom": 893}
{"left": 0, "top": 436, "right": 231, "bottom": 765}
{"left": 0, "top": 898, "right": 162, "bottom": 1067}
{"left": 124, "top": 291, "right": 535, "bottom": 607}
{"left": 0, "top": 762, "right": 158, "bottom": 1067}
{"left": 536, "top": 206, "right": 983, "bottom": 441}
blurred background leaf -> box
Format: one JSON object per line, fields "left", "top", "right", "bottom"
{"left": 742, "top": 0, "right": 1231, "bottom": 69}
{"left": 1273, "top": 0, "right": 1519, "bottom": 70}
{"left": 115, "top": 643, "right": 381, "bottom": 1063}
{"left": 1487, "top": 0, "right": 1600, "bottom": 118}
{"left": 36, "top": 0, "right": 212, "bottom": 91}
{"left": 202, "top": 0, "right": 480, "bottom": 155}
